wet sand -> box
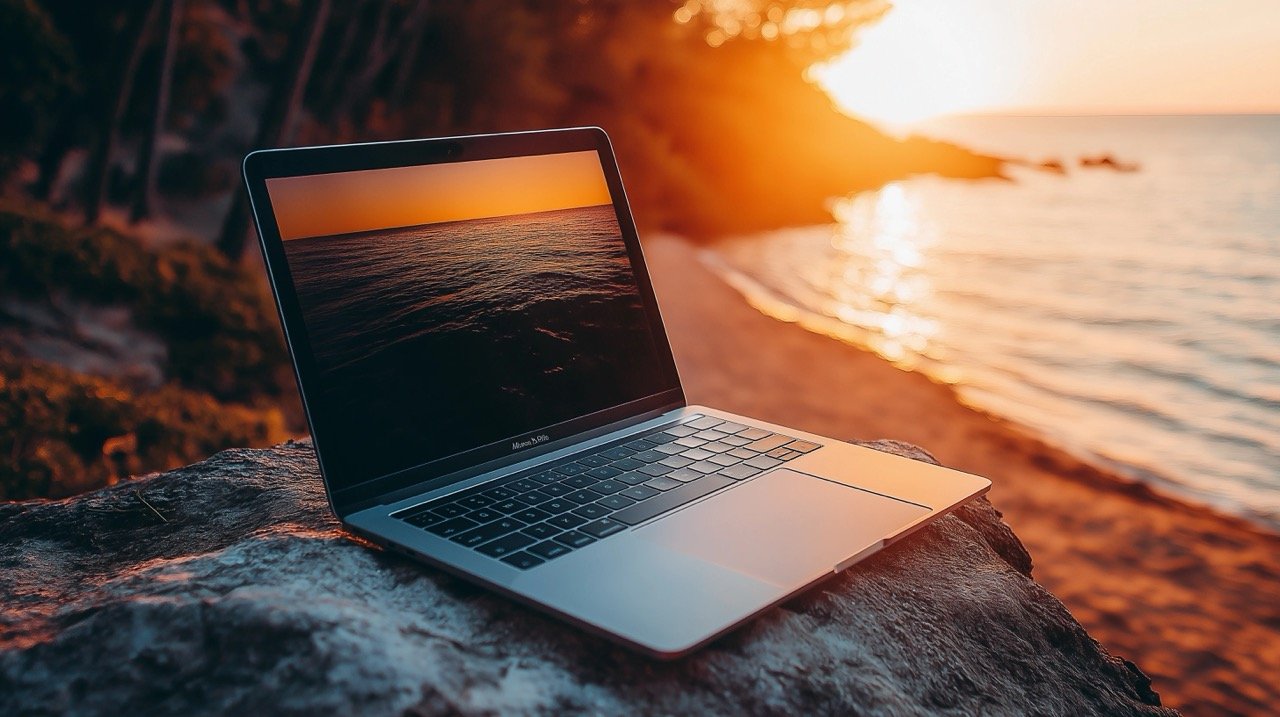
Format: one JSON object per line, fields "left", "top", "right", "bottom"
{"left": 643, "top": 234, "right": 1280, "bottom": 716}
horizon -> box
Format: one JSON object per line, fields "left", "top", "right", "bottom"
{"left": 814, "top": 0, "right": 1280, "bottom": 128}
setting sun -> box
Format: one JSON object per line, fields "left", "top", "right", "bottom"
{"left": 814, "top": 0, "right": 1280, "bottom": 129}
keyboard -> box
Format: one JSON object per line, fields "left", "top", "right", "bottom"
{"left": 391, "top": 415, "right": 822, "bottom": 570}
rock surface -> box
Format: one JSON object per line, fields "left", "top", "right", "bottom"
{"left": 0, "top": 439, "right": 1175, "bottom": 716}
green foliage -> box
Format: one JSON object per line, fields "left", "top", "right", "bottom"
{"left": 0, "top": 353, "right": 286, "bottom": 500}
{"left": 0, "top": 206, "right": 288, "bottom": 401}
{"left": 0, "top": 0, "right": 78, "bottom": 173}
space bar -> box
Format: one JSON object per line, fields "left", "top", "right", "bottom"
{"left": 611, "top": 475, "right": 735, "bottom": 525}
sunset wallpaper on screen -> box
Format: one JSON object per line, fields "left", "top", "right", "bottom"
{"left": 269, "top": 150, "right": 666, "bottom": 486}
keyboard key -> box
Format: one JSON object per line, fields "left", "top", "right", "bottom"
{"left": 644, "top": 476, "right": 682, "bottom": 491}
{"left": 708, "top": 453, "right": 741, "bottom": 467}
{"left": 633, "top": 449, "right": 667, "bottom": 463}
{"left": 511, "top": 507, "right": 552, "bottom": 523}
{"left": 701, "top": 442, "right": 733, "bottom": 454}
{"left": 745, "top": 455, "right": 783, "bottom": 470}
{"left": 500, "top": 551, "right": 544, "bottom": 570}
{"left": 666, "top": 425, "right": 698, "bottom": 437}
{"left": 774, "top": 449, "right": 800, "bottom": 461}
{"left": 717, "top": 421, "right": 749, "bottom": 434}
{"left": 493, "top": 499, "right": 528, "bottom": 513}
{"left": 590, "top": 479, "right": 626, "bottom": 494}
{"left": 674, "top": 436, "right": 706, "bottom": 448}
{"left": 562, "top": 475, "right": 597, "bottom": 489}
{"left": 572, "top": 503, "right": 610, "bottom": 520}
{"left": 647, "top": 431, "right": 679, "bottom": 444}
{"left": 452, "top": 518, "right": 524, "bottom": 548}
{"left": 537, "top": 498, "right": 575, "bottom": 514}
{"left": 722, "top": 435, "right": 752, "bottom": 446}
{"left": 539, "top": 482, "right": 571, "bottom": 497}
{"left": 600, "top": 446, "right": 635, "bottom": 460}
{"left": 529, "top": 471, "right": 561, "bottom": 485}
{"left": 611, "top": 475, "right": 734, "bottom": 526}
{"left": 719, "top": 464, "right": 761, "bottom": 480}
{"left": 405, "top": 511, "right": 444, "bottom": 528}
{"left": 466, "top": 508, "right": 501, "bottom": 523}
{"left": 577, "top": 454, "right": 610, "bottom": 468}
{"left": 687, "top": 416, "right": 723, "bottom": 430}
{"left": 659, "top": 455, "right": 693, "bottom": 468}
{"left": 620, "top": 485, "right": 660, "bottom": 501}
{"left": 738, "top": 428, "right": 772, "bottom": 440}
{"left": 564, "top": 489, "right": 601, "bottom": 505}
{"left": 680, "top": 448, "right": 714, "bottom": 461}
{"left": 554, "top": 531, "right": 595, "bottom": 548}
{"left": 548, "top": 513, "right": 588, "bottom": 529}
{"left": 522, "top": 522, "right": 559, "bottom": 539}
{"left": 688, "top": 460, "right": 722, "bottom": 474}
{"left": 729, "top": 447, "right": 758, "bottom": 460}
{"left": 482, "top": 487, "right": 517, "bottom": 501}
{"left": 597, "top": 495, "right": 636, "bottom": 510}
{"left": 586, "top": 466, "right": 622, "bottom": 480}
{"left": 431, "top": 503, "right": 466, "bottom": 518}
{"left": 528, "top": 541, "right": 573, "bottom": 560}
{"left": 653, "top": 443, "right": 686, "bottom": 455}
{"left": 508, "top": 478, "right": 540, "bottom": 493}
{"left": 746, "top": 434, "right": 793, "bottom": 452}
{"left": 553, "top": 463, "right": 587, "bottom": 476}
{"left": 693, "top": 430, "right": 728, "bottom": 441}
{"left": 638, "top": 463, "right": 673, "bottom": 477}
{"left": 517, "top": 488, "right": 553, "bottom": 504}
{"left": 787, "top": 440, "right": 821, "bottom": 453}
{"left": 579, "top": 518, "right": 626, "bottom": 539}
{"left": 624, "top": 438, "right": 656, "bottom": 451}
{"left": 611, "top": 457, "right": 645, "bottom": 471}
{"left": 477, "top": 532, "right": 535, "bottom": 557}
{"left": 458, "top": 494, "right": 492, "bottom": 511}
{"left": 667, "top": 467, "right": 702, "bottom": 483}
{"left": 426, "top": 516, "right": 479, "bottom": 538}
{"left": 615, "top": 471, "right": 650, "bottom": 485}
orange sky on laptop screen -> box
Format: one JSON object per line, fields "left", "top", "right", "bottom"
{"left": 265, "top": 150, "right": 611, "bottom": 240}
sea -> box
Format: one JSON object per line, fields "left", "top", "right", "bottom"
{"left": 284, "top": 204, "right": 663, "bottom": 485}
{"left": 705, "top": 114, "right": 1280, "bottom": 530}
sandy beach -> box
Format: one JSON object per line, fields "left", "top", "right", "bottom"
{"left": 643, "top": 235, "right": 1280, "bottom": 716}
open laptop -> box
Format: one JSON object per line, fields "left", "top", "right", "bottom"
{"left": 243, "top": 127, "right": 990, "bottom": 658}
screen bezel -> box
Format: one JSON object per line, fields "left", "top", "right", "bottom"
{"left": 243, "top": 127, "right": 686, "bottom": 515}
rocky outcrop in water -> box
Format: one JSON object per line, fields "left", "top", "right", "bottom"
{"left": 0, "top": 439, "right": 1175, "bottom": 715}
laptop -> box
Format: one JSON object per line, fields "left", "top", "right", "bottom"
{"left": 243, "top": 127, "right": 990, "bottom": 658}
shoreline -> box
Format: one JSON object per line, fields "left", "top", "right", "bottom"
{"left": 643, "top": 233, "right": 1280, "bottom": 716}
{"left": 703, "top": 245, "right": 1280, "bottom": 537}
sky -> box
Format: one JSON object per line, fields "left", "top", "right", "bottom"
{"left": 267, "top": 151, "right": 611, "bottom": 240}
{"left": 813, "top": 0, "right": 1280, "bottom": 127}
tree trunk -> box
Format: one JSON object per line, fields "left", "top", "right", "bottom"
{"left": 216, "top": 0, "right": 331, "bottom": 261}
{"left": 130, "top": 0, "right": 184, "bottom": 223}
{"left": 83, "top": 0, "right": 165, "bottom": 225}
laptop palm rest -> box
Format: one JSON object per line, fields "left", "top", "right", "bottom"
{"left": 639, "top": 468, "right": 930, "bottom": 587}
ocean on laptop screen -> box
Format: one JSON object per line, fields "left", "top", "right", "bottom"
{"left": 265, "top": 150, "right": 670, "bottom": 489}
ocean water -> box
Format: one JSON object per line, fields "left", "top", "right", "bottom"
{"left": 284, "top": 204, "right": 665, "bottom": 486}
{"left": 707, "top": 114, "right": 1280, "bottom": 529}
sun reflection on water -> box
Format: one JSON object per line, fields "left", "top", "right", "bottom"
{"left": 822, "top": 182, "right": 938, "bottom": 364}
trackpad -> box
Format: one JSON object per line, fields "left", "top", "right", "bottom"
{"left": 639, "top": 468, "right": 929, "bottom": 587}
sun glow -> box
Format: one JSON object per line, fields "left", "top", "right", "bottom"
{"left": 810, "top": 0, "right": 1026, "bottom": 129}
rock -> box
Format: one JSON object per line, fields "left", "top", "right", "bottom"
{"left": 0, "top": 439, "right": 1175, "bottom": 716}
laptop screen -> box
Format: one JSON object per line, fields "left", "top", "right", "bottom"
{"left": 265, "top": 149, "right": 676, "bottom": 491}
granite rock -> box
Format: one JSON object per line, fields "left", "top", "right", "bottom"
{"left": 0, "top": 439, "right": 1175, "bottom": 716}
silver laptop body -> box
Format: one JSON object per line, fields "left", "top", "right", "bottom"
{"left": 243, "top": 127, "right": 990, "bottom": 658}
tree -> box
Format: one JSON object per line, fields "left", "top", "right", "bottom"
{"left": 216, "top": 0, "right": 331, "bottom": 261}
{"left": 82, "top": 0, "right": 164, "bottom": 224}
{"left": 131, "top": 0, "right": 184, "bottom": 223}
